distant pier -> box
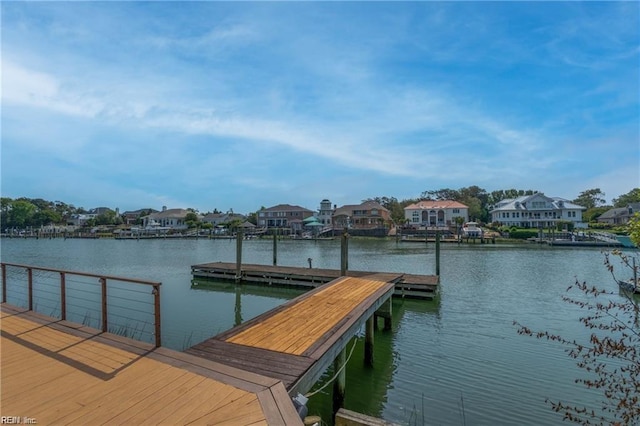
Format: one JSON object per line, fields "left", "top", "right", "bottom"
{"left": 191, "top": 262, "right": 439, "bottom": 300}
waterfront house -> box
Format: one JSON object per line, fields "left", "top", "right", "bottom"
{"left": 122, "top": 208, "right": 158, "bottom": 225}
{"left": 201, "top": 212, "right": 247, "bottom": 227}
{"left": 257, "top": 204, "right": 314, "bottom": 233}
{"left": 490, "top": 193, "right": 586, "bottom": 228}
{"left": 142, "top": 207, "right": 193, "bottom": 231}
{"left": 403, "top": 200, "right": 469, "bottom": 227}
{"left": 597, "top": 203, "right": 640, "bottom": 225}
{"left": 332, "top": 201, "right": 391, "bottom": 231}
{"left": 67, "top": 213, "right": 98, "bottom": 227}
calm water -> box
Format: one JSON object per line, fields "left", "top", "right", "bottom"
{"left": 1, "top": 237, "right": 635, "bottom": 425}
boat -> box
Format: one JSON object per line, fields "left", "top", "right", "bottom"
{"left": 617, "top": 279, "right": 640, "bottom": 294}
{"left": 462, "top": 222, "right": 483, "bottom": 238}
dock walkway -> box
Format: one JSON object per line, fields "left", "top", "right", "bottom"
{"left": 187, "top": 275, "right": 396, "bottom": 396}
{"left": 0, "top": 304, "right": 302, "bottom": 425}
{"left": 192, "top": 262, "right": 438, "bottom": 299}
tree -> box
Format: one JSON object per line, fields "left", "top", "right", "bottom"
{"left": 628, "top": 212, "right": 640, "bottom": 244}
{"left": 613, "top": 188, "right": 640, "bottom": 208}
{"left": 7, "top": 200, "right": 36, "bottom": 228}
{"left": 515, "top": 215, "right": 640, "bottom": 424}
{"left": 582, "top": 206, "right": 610, "bottom": 223}
{"left": 363, "top": 196, "right": 407, "bottom": 224}
{"left": 185, "top": 212, "right": 200, "bottom": 229}
{"left": 573, "top": 188, "right": 606, "bottom": 210}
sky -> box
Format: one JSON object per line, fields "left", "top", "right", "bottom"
{"left": 2, "top": 2, "right": 639, "bottom": 214}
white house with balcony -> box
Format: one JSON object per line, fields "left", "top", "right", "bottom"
{"left": 142, "top": 207, "right": 194, "bottom": 231}
{"left": 404, "top": 200, "right": 469, "bottom": 227}
{"left": 490, "top": 193, "right": 586, "bottom": 228}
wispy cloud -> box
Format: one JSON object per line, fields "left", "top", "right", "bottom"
{"left": 2, "top": 2, "right": 637, "bottom": 211}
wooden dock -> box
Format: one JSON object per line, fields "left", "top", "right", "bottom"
{"left": 186, "top": 275, "right": 396, "bottom": 396}
{"left": 192, "top": 262, "right": 439, "bottom": 299}
{"left": 0, "top": 304, "right": 303, "bottom": 425}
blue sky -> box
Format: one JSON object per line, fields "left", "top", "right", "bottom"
{"left": 2, "top": 2, "right": 638, "bottom": 214}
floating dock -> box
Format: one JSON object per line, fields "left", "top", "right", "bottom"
{"left": 191, "top": 262, "right": 439, "bottom": 300}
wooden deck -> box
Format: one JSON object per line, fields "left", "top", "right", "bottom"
{"left": 191, "top": 262, "right": 438, "bottom": 299}
{"left": 187, "top": 275, "right": 396, "bottom": 396}
{"left": 0, "top": 304, "right": 302, "bottom": 425}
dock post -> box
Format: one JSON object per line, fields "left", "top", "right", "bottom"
{"left": 376, "top": 298, "right": 393, "bottom": 331}
{"left": 234, "top": 284, "right": 242, "bottom": 326}
{"left": 236, "top": 230, "right": 243, "bottom": 283}
{"left": 435, "top": 231, "right": 441, "bottom": 276}
{"left": 340, "top": 231, "right": 349, "bottom": 275}
{"left": 333, "top": 347, "right": 346, "bottom": 416}
{"left": 272, "top": 231, "right": 277, "bottom": 266}
{"left": 365, "top": 315, "right": 374, "bottom": 366}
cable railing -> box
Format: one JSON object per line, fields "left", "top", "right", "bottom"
{"left": 1, "top": 262, "right": 162, "bottom": 347}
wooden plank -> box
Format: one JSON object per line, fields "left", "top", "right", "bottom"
{"left": 257, "top": 389, "right": 285, "bottom": 425}
{"left": 151, "top": 346, "right": 281, "bottom": 389}
{"left": 187, "top": 340, "right": 311, "bottom": 376}
{"left": 1, "top": 309, "right": 294, "bottom": 424}
{"left": 225, "top": 277, "right": 388, "bottom": 354}
{"left": 270, "top": 382, "right": 305, "bottom": 425}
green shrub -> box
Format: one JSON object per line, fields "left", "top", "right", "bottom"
{"left": 508, "top": 229, "right": 539, "bottom": 239}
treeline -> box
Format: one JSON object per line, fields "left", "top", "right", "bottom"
{"left": 2, "top": 187, "right": 639, "bottom": 230}
{"left": 365, "top": 187, "right": 640, "bottom": 225}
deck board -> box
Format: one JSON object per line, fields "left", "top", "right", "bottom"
{"left": 1, "top": 306, "right": 302, "bottom": 425}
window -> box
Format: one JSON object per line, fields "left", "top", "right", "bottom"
{"left": 453, "top": 209, "right": 460, "bottom": 213}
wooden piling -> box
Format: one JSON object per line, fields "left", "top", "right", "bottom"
{"left": 376, "top": 298, "right": 392, "bottom": 331}
{"left": 236, "top": 230, "right": 243, "bottom": 283}
{"left": 435, "top": 231, "right": 441, "bottom": 276}
{"left": 340, "top": 231, "right": 348, "bottom": 276}
{"left": 333, "top": 347, "right": 346, "bottom": 416}
{"left": 234, "top": 284, "right": 242, "bottom": 327}
{"left": 272, "top": 231, "right": 277, "bottom": 266}
{"left": 365, "top": 316, "right": 374, "bottom": 366}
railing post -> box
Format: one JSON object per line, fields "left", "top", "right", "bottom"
{"left": 27, "top": 268, "right": 33, "bottom": 311}
{"left": 153, "top": 284, "right": 162, "bottom": 347}
{"left": 100, "top": 277, "right": 108, "bottom": 333}
{"left": 2, "top": 263, "right": 6, "bottom": 304}
{"left": 60, "top": 272, "right": 67, "bottom": 320}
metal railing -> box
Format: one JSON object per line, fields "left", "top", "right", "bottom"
{"left": 1, "top": 262, "right": 162, "bottom": 347}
